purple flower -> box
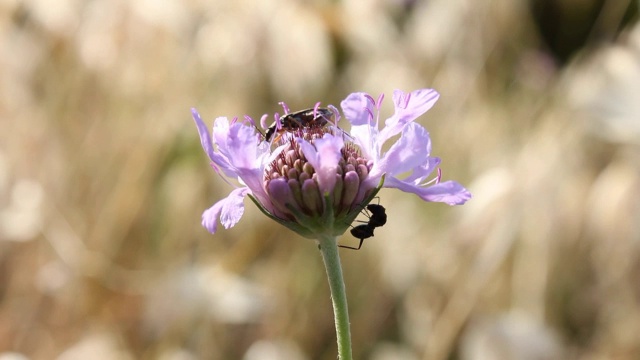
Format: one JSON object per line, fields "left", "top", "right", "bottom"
{"left": 192, "top": 88, "right": 471, "bottom": 238}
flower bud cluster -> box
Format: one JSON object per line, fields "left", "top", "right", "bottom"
{"left": 264, "top": 128, "right": 372, "bottom": 223}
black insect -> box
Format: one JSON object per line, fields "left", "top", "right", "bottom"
{"left": 365, "top": 204, "right": 387, "bottom": 227}
{"left": 265, "top": 107, "right": 334, "bottom": 142}
{"left": 339, "top": 203, "right": 387, "bottom": 250}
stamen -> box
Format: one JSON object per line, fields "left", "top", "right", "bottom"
{"left": 328, "top": 105, "right": 341, "bottom": 125}
{"left": 364, "top": 94, "right": 376, "bottom": 107}
{"left": 376, "top": 93, "right": 384, "bottom": 109}
{"left": 231, "top": 116, "right": 239, "bottom": 124}
{"left": 245, "top": 115, "right": 265, "bottom": 139}
{"left": 313, "top": 102, "right": 321, "bottom": 118}
{"left": 425, "top": 168, "right": 442, "bottom": 185}
{"left": 274, "top": 113, "right": 282, "bottom": 130}
{"left": 210, "top": 161, "right": 220, "bottom": 173}
{"left": 260, "top": 114, "right": 269, "bottom": 129}
{"left": 244, "top": 115, "right": 256, "bottom": 127}
{"left": 365, "top": 107, "right": 374, "bottom": 124}
{"left": 403, "top": 93, "right": 411, "bottom": 109}
{"left": 279, "top": 102, "right": 290, "bottom": 114}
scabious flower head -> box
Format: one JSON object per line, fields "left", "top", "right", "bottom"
{"left": 192, "top": 89, "right": 471, "bottom": 239}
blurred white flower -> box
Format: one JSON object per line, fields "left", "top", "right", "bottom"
{"left": 566, "top": 23, "right": 640, "bottom": 144}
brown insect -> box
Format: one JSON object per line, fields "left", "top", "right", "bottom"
{"left": 265, "top": 107, "right": 334, "bottom": 142}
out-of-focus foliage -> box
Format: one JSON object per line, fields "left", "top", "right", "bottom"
{"left": 0, "top": 0, "right": 638, "bottom": 359}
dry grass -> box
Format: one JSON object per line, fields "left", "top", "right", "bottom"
{"left": 1, "top": 1, "right": 639, "bottom": 359}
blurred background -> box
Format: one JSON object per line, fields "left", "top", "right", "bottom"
{"left": 1, "top": 0, "right": 639, "bottom": 359}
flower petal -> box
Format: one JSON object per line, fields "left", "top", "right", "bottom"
{"left": 384, "top": 177, "right": 472, "bottom": 205}
{"left": 210, "top": 118, "right": 273, "bottom": 201}
{"left": 192, "top": 108, "right": 216, "bottom": 162}
{"left": 202, "top": 187, "right": 251, "bottom": 233}
{"left": 390, "top": 88, "right": 440, "bottom": 126}
{"left": 298, "top": 134, "right": 344, "bottom": 195}
{"left": 216, "top": 119, "right": 261, "bottom": 170}
{"left": 371, "top": 122, "right": 431, "bottom": 178}
{"left": 192, "top": 111, "right": 239, "bottom": 178}
{"left": 378, "top": 89, "right": 440, "bottom": 144}
{"left": 348, "top": 124, "right": 378, "bottom": 161}
{"left": 403, "top": 157, "right": 441, "bottom": 184}
{"left": 340, "top": 92, "right": 375, "bottom": 126}
{"left": 212, "top": 116, "right": 231, "bottom": 150}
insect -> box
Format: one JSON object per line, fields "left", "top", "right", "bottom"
{"left": 365, "top": 204, "right": 387, "bottom": 227}
{"left": 265, "top": 107, "right": 334, "bottom": 142}
{"left": 339, "top": 203, "right": 387, "bottom": 250}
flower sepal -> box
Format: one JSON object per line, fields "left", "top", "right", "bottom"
{"left": 247, "top": 194, "right": 316, "bottom": 238}
{"left": 330, "top": 175, "right": 385, "bottom": 237}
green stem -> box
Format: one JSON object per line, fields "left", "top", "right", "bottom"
{"left": 317, "top": 235, "right": 353, "bottom": 360}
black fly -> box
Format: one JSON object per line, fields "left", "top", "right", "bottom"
{"left": 339, "top": 203, "right": 387, "bottom": 250}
